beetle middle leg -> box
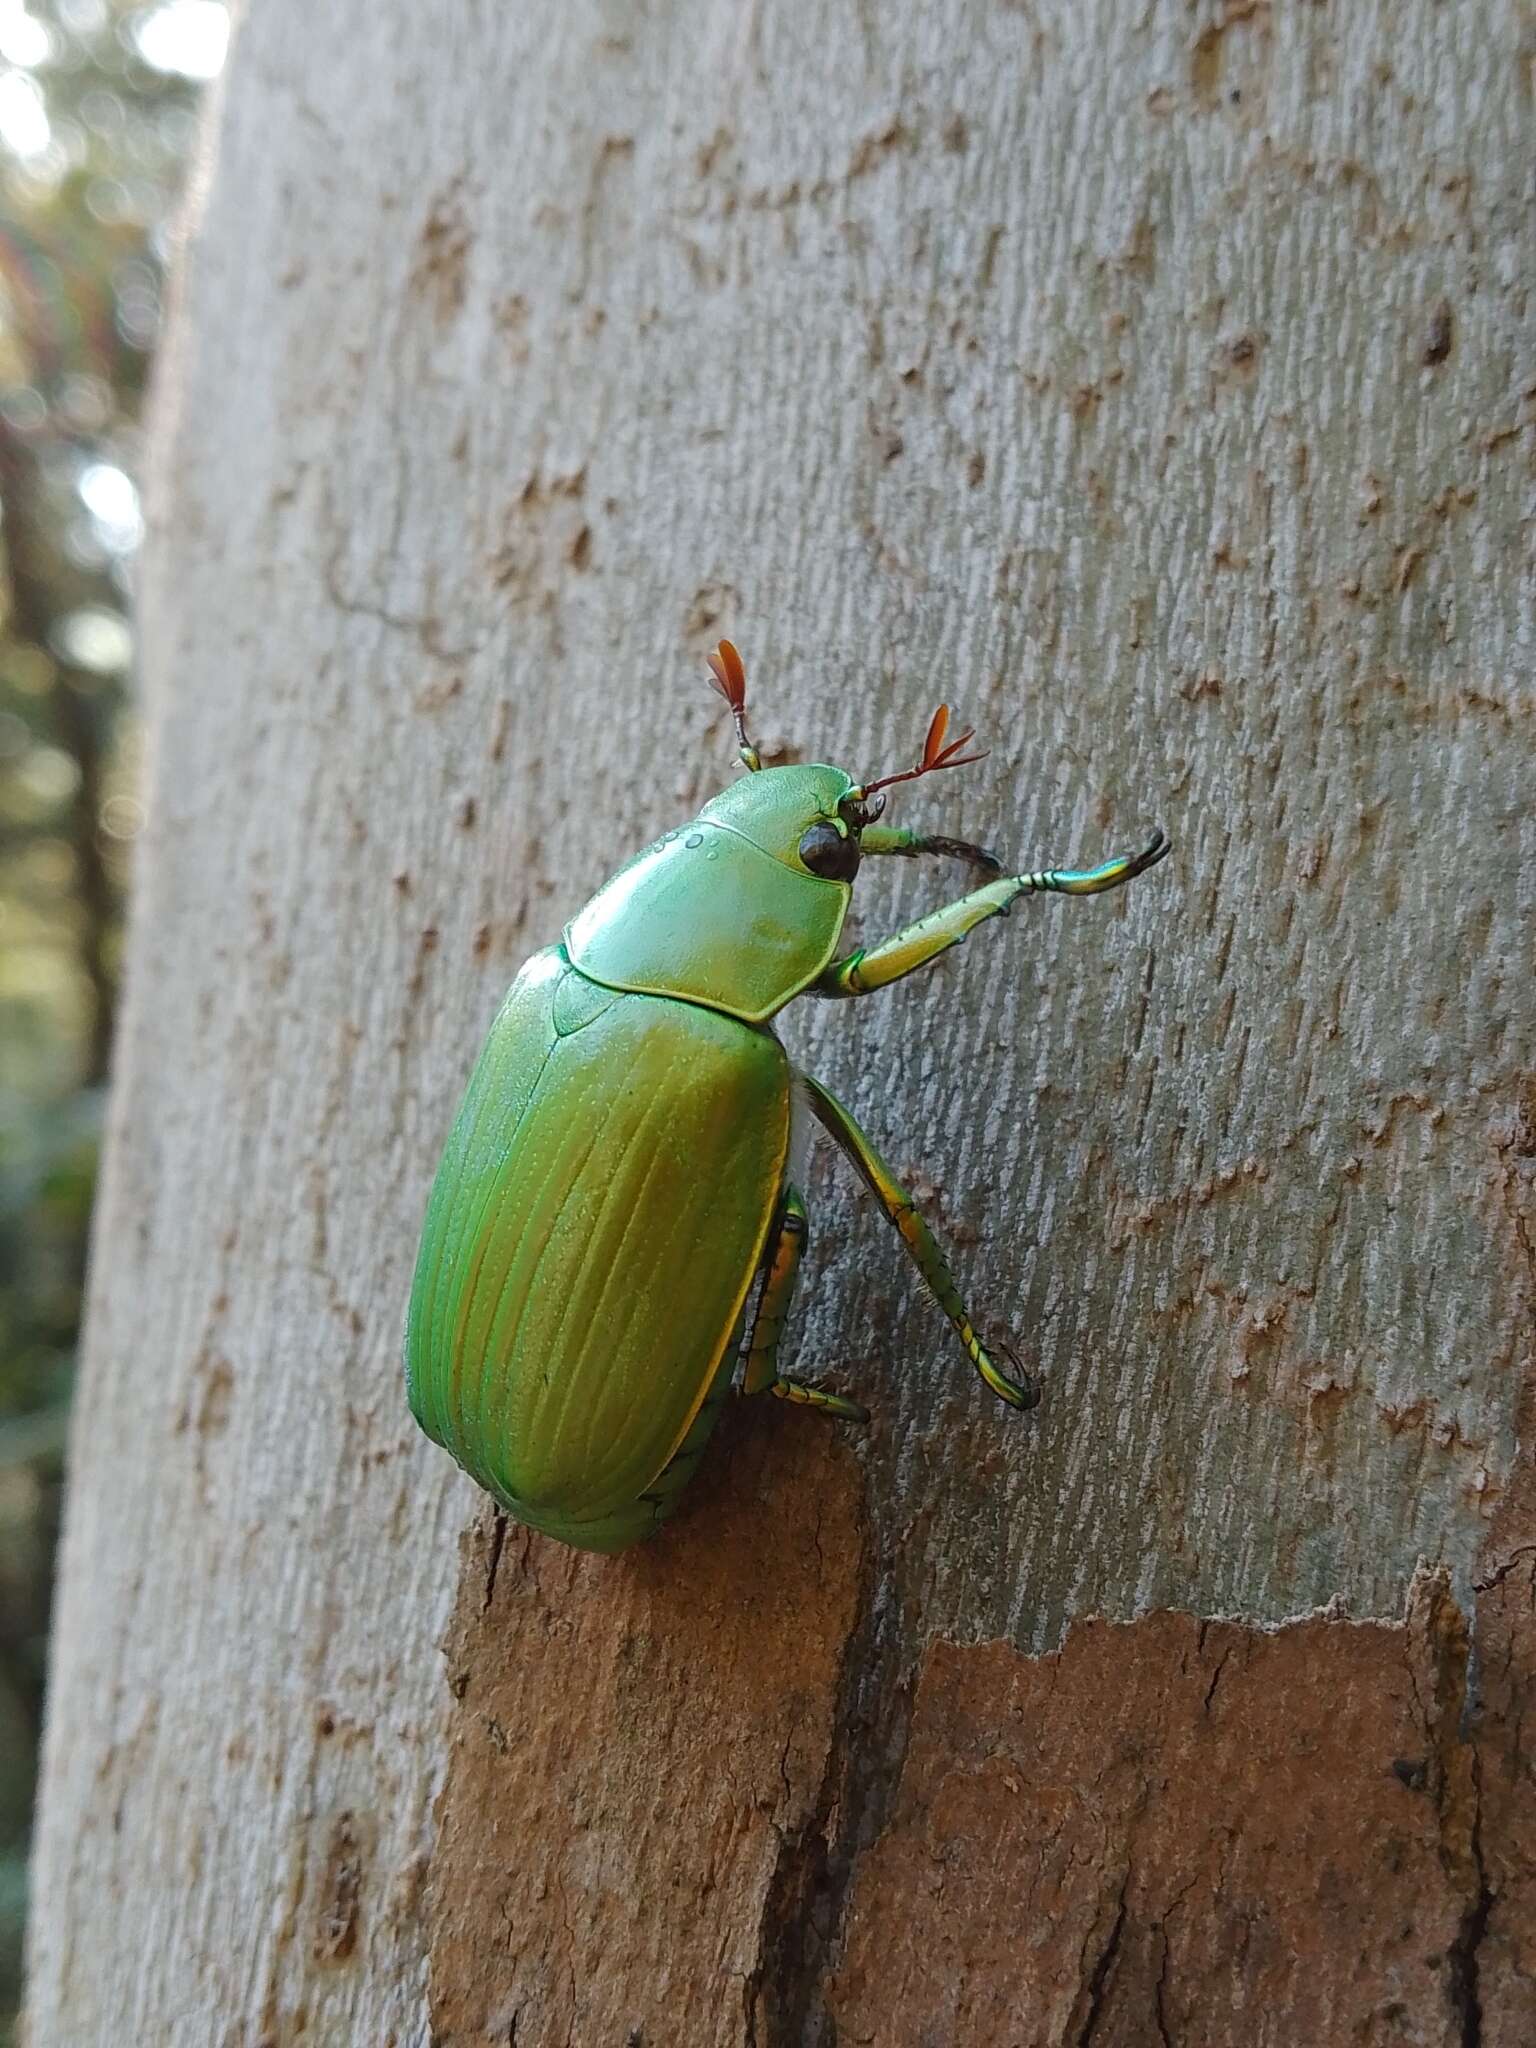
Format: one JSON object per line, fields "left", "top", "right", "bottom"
{"left": 740, "top": 1186, "right": 869, "bottom": 1422}
{"left": 799, "top": 1072, "right": 1037, "bottom": 1411}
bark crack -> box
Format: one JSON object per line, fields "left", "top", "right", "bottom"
{"left": 1074, "top": 1873, "right": 1130, "bottom": 2047}
{"left": 1445, "top": 1751, "right": 1491, "bottom": 2048}
{"left": 743, "top": 1527, "right": 889, "bottom": 2047}
{"left": 1406, "top": 1571, "right": 1493, "bottom": 2048}
{"left": 1202, "top": 1641, "right": 1234, "bottom": 1714}
{"left": 482, "top": 1511, "right": 509, "bottom": 1613}
{"left": 1473, "top": 1544, "right": 1536, "bottom": 1594}
{"left": 1152, "top": 1924, "right": 1175, "bottom": 2048}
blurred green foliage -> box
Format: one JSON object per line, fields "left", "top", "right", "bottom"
{"left": 0, "top": 2, "right": 213, "bottom": 2032}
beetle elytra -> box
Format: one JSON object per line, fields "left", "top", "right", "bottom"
{"left": 405, "top": 643, "right": 1169, "bottom": 1552}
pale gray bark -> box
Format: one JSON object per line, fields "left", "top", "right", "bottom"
{"left": 28, "top": 2, "right": 1534, "bottom": 2042}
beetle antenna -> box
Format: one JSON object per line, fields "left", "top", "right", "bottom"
{"left": 705, "top": 640, "right": 762, "bottom": 772}
{"left": 860, "top": 703, "right": 988, "bottom": 799}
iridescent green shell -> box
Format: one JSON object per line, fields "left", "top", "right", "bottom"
{"left": 404, "top": 946, "right": 791, "bottom": 1552}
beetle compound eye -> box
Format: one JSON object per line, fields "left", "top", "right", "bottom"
{"left": 798, "top": 821, "right": 861, "bottom": 882}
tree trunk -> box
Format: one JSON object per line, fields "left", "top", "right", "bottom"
{"left": 27, "top": 3, "right": 1535, "bottom": 2042}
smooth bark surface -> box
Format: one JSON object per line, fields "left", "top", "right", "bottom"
{"left": 28, "top": 3, "right": 1534, "bottom": 2042}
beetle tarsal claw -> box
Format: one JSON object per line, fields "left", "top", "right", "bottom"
{"left": 991, "top": 1338, "right": 1040, "bottom": 1412}
{"left": 1135, "top": 826, "right": 1171, "bottom": 873}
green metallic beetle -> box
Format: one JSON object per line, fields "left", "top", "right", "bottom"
{"left": 405, "top": 642, "right": 1169, "bottom": 1552}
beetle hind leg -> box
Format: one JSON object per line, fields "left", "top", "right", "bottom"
{"left": 741, "top": 1186, "right": 869, "bottom": 1424}
{"left": 770, "top": 1374, "right": 869, "bottom": 1425}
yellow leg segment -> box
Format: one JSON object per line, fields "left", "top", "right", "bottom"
{"left": 800, "top": 1074, "right": 1037, "bottom": 1410}
{"left": 741, "top": 1187, "right": 868, "bottom": 1422}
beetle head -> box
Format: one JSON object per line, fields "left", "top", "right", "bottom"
{"left": 698, "top": 761, "right": 865, "bottom": 880}
{"left": 701, "top": 644, "right": 988, "bottom": 888}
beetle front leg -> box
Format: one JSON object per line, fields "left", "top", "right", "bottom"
{"left": 858, "top": 824, "right": 1003, "bottom": 874}
{"left": 800, "top": 1074, "right": 1036, "bottom": 1411}
{"left": 741, "top": 1186, "right": 869, "bottom": 1422}
{"left": 817, "top": 827, "right": 1169, "bottom": 999}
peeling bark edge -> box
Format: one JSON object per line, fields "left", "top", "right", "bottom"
{"left": 825, "top": 1570, "right": 1494, "bottom": 2048}
{"left": 427, "top": 1525, "right": 1524, "bottom": 2048}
